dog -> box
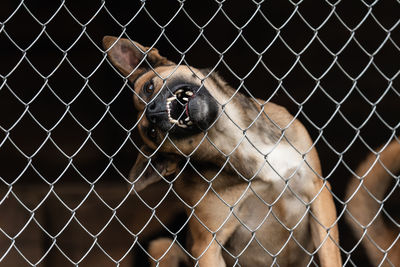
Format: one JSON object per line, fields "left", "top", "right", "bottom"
{"left": 345, "top": 138, "right": 400, "bottom": 266}
{"left": 103, "top": 36, "right": 342, "bottom": 266}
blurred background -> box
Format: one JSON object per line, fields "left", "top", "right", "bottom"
{"left": 0, "top": 0, "right": 399, "bottom": 266}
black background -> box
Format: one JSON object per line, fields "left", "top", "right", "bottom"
{"left": 0, "top": 0, "right": 399, "bottom": 266}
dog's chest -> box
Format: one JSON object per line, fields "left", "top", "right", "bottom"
{"left": 222, "top": 181, "right": 312, "bottom": 267}
{"left": 210, "top": 119, "right": 310, "bottom": 185}
{"left": 238, "top": 140, "right": 308, "bottom": 180}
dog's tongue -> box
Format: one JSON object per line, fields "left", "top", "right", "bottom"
{"left": 185, "top": 103, "right": 190, "bottom": 118}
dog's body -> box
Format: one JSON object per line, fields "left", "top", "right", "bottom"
{"left": 147, "top": 160, "right": 314, "bottom": 266}
{"left": 103, "top": 36, "right": 342, "bottom": 266}
{"left": 346, "top": 138, "right": 400, "bottom": 266}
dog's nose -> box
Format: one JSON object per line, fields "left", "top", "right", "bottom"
{"left": 148, "top": 102, "right": 157, "bottom": 112}
{"left": 146, "top": 101, "right": 160, "bottom": 123}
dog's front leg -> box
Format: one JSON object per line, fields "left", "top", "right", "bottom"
{"left": 148, "top": 238, "right": 190, "bottom": 267}
{"left": 190, "top": 229, "right": 226, "bottom": 267}
{"left": 190, "top": 220, "right": 226, "bottom": 267}
{"left": 310, "top": 179, "right": 342, "bottom": 267}
{"left": 188, "top": 205, "right": 239, "bottom": 267}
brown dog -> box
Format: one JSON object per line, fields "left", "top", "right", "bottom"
{"left": 103, "top": 36, "right": 342, "bottom": 266}
{"left": 346, "top": 138, "right": 400, "bottom": 266}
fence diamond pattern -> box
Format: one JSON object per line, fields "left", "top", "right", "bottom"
{"left": 0, "top": 0, "right": 399, "bottom": 266}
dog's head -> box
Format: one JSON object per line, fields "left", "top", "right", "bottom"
{"left": 103, "top": 36, "right": 220, "bottom": 154}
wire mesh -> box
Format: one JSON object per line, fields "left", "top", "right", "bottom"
{"left": 0, "top": 0, "right": 399, "bottom": 266}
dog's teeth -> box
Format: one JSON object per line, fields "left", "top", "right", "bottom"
{"left": 182, "top": 97, "right": 189, "bottom": 102}
{"left": 167, "top": 96, "right": 176, "bottom": 102}
{"left": 187, "top": 121, "right": 193, "bottom": 125}
{"left": 169, "top": 118, "right": 178, "bottom": 124}
{"left": 185, "top": 117, "right": 190, "bottom": 122}
{"left": 185, "top": 91, "right": 193, "bottom": 96}
{"left": 175, "top": 89, "right": 183, "bottom": 95}
{"left": 166, "top": 103, "right": 171, "bottom": 117}
{"left": 179, "top": 120, "right": 184, "bottom": 124}
{"left": 179, "top": 124, "right": 187, "bottom": 128}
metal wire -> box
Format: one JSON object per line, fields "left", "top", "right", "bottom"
{"left": 0, "top": 0, "right": 399, "bottom": 266}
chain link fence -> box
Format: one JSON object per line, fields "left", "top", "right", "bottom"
{"left": 0, "top": 0, "right": 399, "bottom": 266}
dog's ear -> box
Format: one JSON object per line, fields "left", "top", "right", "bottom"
{"left": 129, "top": 146, "right": 181, "bottom": 192}
{"left": 102, "top": 36, "right": 172, "bottom": 82}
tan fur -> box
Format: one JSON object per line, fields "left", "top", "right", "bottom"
{"left": 103, "top": 36, "right": 342, "bottom": 266}
{"left": 345, "top": 138, "right": 400, "bottom": 266}
{"left": 148, "top": 238, "right": 190, "bottom": 267}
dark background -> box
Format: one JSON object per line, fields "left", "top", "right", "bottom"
{"left": 0, "top": 0, "right": 399, "bottom": 266}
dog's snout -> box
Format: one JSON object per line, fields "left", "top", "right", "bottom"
{"left": 148, "top": 102, "right": 157, "bottom": 112}
{"left": 148, "top": 114, "right": 158, "bottom": 124}
{"left": 146, "top": 100, "right": 165, "bottom": 124}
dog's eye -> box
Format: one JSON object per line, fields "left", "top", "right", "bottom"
{"left": 143, "top": 81, "right": 155, "bottom": 94}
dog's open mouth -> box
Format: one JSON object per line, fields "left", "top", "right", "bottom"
{"left": 166, "top": 87, "right": 194, "bottom": 128}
